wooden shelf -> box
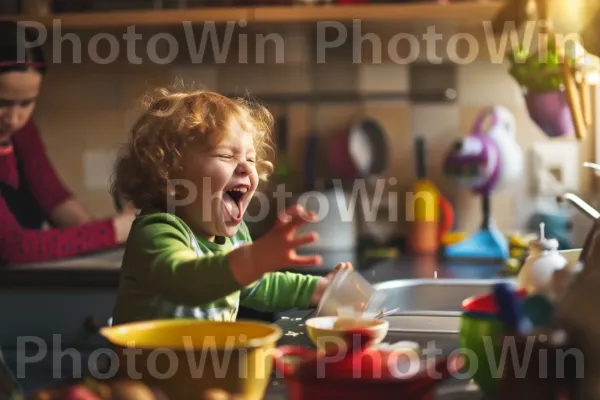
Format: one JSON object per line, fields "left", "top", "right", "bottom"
{"left": 252, "top": 2, "right": 504, "bottom": 24}
{"left": 0, "top": 2, "right": 505, "bottom": 29}
{"left": 1, "top": 7, "right": 253, "bottom": 29}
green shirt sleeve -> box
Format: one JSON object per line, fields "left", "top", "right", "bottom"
{"left": 240, "top": 272, "right": 321, "bottom": 312}
{"left": 123, "top": 213, "right": 243, "bottom": 306}
{"left": 234, "top": 221, "right": 321, "bottom": 311}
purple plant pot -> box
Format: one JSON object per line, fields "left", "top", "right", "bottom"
{"left": 524, "top": 90, "right": 574, "bottom": 138}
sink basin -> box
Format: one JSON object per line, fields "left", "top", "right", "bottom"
{"left": 373, "top": 278, "right": 516, "bottom": 333}
{"left": 374, "top": 278, "right": 515, "bottom": 314}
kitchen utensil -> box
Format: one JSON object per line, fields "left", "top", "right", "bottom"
{"left": 329, "top": 117, "right": 388, "bottom": 180}
{"left": 275, "top": 106, "right": 292, "bottom": 184}
{"left": 562, "top": 58, "right": 587, "bottom": 140}
{"left": 303, "top": 103, "right": 319, "bottom": 191}
{"left": 406, "top": 136, "right": 454, "bottom": 255}
{"left": 273, "top": 329, "right": 462, "bottom": 400}
{"left": 375, "top": 307, "right": 400, "bottom": 319}
{"left": 443, "top": 106, "right": 523, "bottom": 260}
{"left": 316, "top": 268, "right": 387, "bottom": 318}
{"left": 304, "top": 316, "right": 389, "bottom": 351}
{"left": 99, "top": 319, "right": 281, "bottom": 400}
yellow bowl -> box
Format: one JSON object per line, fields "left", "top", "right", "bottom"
{"left": 305, "top": 316, "right": 389, "bottom": 351}
{"left": 99, "top": 319, "right": 282, "bottom": 400}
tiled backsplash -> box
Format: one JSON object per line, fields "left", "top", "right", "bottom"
{"left": 31, "top": 24, "right": 596, "bottom": 237}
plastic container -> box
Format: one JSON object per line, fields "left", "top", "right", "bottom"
{"left": 316, "top": 268, "right": 387, "bottom": 317}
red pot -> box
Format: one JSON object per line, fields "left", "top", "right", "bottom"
{"left": 273, "top": 329, "right": 463, "bottom": 400}
{"left": 329, "top": 118, "right": 388, "bottom": 180}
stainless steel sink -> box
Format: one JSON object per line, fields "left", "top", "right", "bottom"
{"left": 373, "top": 278, "right": 515, "bottom": 333}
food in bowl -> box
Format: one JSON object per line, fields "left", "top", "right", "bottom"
{"left": 332, "top": 317, "right": 382, "bottom": 330}
{"left": 305, "top": 316, "right": 388, "bottom": 351}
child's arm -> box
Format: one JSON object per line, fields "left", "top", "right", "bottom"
{"left": 125, "top": 214, "right": 246, "bottom": 306}
{"left": 239, "top": 271, "right": 322, "bottom": 312}
{"left": 239, "top": 262, "right": 352, "bottom": 312}
{"left": 126, "top": 205, "right": 322, "bottom": 307}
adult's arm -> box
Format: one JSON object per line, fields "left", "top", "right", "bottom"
{"left": 12, "top": 121, "right": 92, "bottom": 227}
{"left": 0, "top": 196, "right": 118, "bottom": 265}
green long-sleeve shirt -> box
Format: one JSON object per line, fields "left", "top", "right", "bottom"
{"left": 111, "top": 211, "right": 320, "bottom": 325}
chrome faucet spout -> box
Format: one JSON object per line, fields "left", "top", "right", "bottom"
{"left": 557, "top": 192, "right": 600, "bottom": 220}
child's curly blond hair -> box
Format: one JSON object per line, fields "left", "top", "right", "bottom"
{"left": 111, "top": 87, "right": 275, "bottom": 211}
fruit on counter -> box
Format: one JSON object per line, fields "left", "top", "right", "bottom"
{"left": 64, "top": 385, "right": 102, "bottom": 400}
{"left": 26, "top": 379, "right": 168, "bottom": 400}
{"left": 203, "top": 389, "right": 242, "bottom": 400}
{"left": 108, "top": 380, "right": 163, "bottom": 400}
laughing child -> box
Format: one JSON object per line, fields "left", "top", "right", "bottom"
{"left": 109, "top": 88, "right": 350, "bottom": 325}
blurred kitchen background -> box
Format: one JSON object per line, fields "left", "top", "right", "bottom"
{"left": 1, "top": 0, "right": 598, "bottom": 252}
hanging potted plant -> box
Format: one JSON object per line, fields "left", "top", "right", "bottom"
{"left": 507, "top": 37, "right": 578, "bottom": 138}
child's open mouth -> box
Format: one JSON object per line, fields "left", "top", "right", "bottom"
{"left": 223, "top": 185, "right": 248, "bottom": 222}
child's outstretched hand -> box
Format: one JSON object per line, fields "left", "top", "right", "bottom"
{"left": 229, "top": 205, "right": 323, "bottom": 285}
{"left": 310, "top": 262, "right": 354, "bottom": 307}
{"left": 255, "top": 205, "right": 323, "bottom": 271}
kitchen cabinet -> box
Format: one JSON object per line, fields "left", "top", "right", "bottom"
{"left": 0, "top": 287, "right": 117, "bottom": 394}
{"left": 0, "top": 2, "right": 504, "bottom": 29}
{"left": 0, "top": 290, "right": 116, "bottom": 350}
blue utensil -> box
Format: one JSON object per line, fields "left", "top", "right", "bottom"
{"left": 493, "top": 283, "right": 533, "bottom": 334}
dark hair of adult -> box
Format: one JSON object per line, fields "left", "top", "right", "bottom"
{"left": 0, "top": 21, "right": 46, "bottom": 75}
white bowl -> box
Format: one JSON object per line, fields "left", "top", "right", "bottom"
{"left": 305, "top": 316, "right": 389, "bottom": 350}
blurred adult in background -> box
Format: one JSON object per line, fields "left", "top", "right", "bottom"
{"left": 0, "top": 21, "right": 136, "bottom": 265}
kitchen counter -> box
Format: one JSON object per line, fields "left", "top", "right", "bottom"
{"left": 0, "top": 245, "right": 504, "bottom": 288}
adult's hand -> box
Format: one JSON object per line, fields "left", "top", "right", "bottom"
{"left": 50, "top": 198, "right": 92, "bottom": 227}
